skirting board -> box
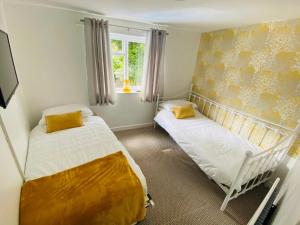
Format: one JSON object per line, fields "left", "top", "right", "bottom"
{"left": 111, "top": 122, "right": 153, "bottom": 132}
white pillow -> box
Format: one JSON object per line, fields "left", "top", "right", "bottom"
{"left": 160, "top": 100, "right": 198, "bottom": 111}
{"left": 38, "top": 104, "right": 93, "bottom": 125}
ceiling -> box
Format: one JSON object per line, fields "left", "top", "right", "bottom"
{"left": 10, "top": 0, "right": 300, "bottom": 31}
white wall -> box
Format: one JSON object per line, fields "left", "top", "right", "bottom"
{"left": 91, "top": 94, "right": 155, "bottom": 130}
{"left": 1, "top": 89, "right": 31, "bottom": 171}
{"left": 0, "top": 0, "right": 30, "bottom": 224}
{"left": 0, "top": 5, "right": 30, "bottom": 172}
{"left": 4, "top": 2, "right": 200, "bottom": 129}
{"left": 0, "top": 126, "right": 22, "bottom": 225}
{"left": 271, "top": 157, "right": 300, "bottom": 225}
{"left": 164, "top": 28, "right": 199, "bottom": 97}
{"left": 4, "top": 4, "right": 89, "bottom": 126}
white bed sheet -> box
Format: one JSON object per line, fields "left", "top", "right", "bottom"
{"left": 154, "top": 109, "right": 261, "bottom": 190}
{"left": 25, "top": 116, "right": 147, "bottom": 193}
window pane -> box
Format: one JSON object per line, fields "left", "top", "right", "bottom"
{"left": 111, "top": 39, "right": 122, "bottom": 52}
{"left": 112, "top": 55, "right": 124, "bottom": 88}
{"left": 128, "top": 42, "right": 144, "bottom": 88}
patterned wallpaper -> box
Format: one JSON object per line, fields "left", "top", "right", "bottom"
{"left": 192, "top": 19, "right": 300, "bottom": 156}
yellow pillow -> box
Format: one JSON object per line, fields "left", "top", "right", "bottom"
{"left": 172, "top": 104, "right": 195, "bottom": 119}
{"left": 45, "top": 111, "right": 83, "bottom": 133}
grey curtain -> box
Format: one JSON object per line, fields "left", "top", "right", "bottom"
{"left": 142, "top": 29, "right": 167, "bottom": 102}
{"left": 84, "top": 17, "right": 115, "bottom": 105}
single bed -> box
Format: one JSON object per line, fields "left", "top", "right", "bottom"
{"left": 25, "top": 115, "right": 147, "bottom": 193}
{"left": 154, "top": 90, "right": 299, "bottom": 211}
{"left": 155, "top": 109, "right": 261, "bottom": 189}
{"left": 22, "top": 106, "right": 148, "bottom": 225}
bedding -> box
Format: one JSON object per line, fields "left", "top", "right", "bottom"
{"left": 154, "top": 109, "right": 262, "bottom": 190}
{"left": 25, "top": 116, "right": 147, "bottom": 193}
{"left": 21, "top": 151, "right": 145, "bottom": 225}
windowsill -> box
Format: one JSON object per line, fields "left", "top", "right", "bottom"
{"left": 116, "top": 88, "right": 142, "bottom": 94}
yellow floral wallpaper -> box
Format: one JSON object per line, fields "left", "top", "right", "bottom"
{"left": 192, "top": 19, "right": 300, "bottom": 156}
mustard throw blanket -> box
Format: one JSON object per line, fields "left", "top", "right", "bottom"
{"left": 20, "top": 151, "right": 146, "bottom": 225}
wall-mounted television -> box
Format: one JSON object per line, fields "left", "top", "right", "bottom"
{"left": 0, "top": 30, "right": 19, "bottom": 109}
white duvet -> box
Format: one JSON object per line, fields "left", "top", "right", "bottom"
{"left": 25, "top": 116, "right": 147, "bottom": 193}
{"left": 155, "top": 109, "right": 262, "bottom": 190}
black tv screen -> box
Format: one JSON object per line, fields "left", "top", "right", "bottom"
{"left": 0, "top": 30, "right": 18, "bottom": 108}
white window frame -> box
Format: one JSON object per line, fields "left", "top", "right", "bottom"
{"left": 110, "top": 33, "right": 145, "bottom": 91}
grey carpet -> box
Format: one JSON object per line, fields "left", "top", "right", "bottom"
{"left": 115, "top": 127, "right": 268, "bottom": 225}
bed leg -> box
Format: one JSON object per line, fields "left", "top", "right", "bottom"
{"left": 220, "top": 151, "right": 252, "bottom": 211}
{"left": 220, "top": 194, "right": 231, "bottom": 211}
{"left": 153, "top": 121, "right": 157, "bottom": 128}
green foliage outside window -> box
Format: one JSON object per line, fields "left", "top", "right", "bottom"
{"left": 111, "top": 38, "right": 144, "bottom": 88}
{"left": 112, "top": 55, "right": 124, "bottom": 88}
{"left": 128, "top": 42, "right": 144, "bottom": 86}
{"left": 111, "top": 39, "right": 122, "bottom": 52}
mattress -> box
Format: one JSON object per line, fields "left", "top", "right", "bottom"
{"left": 154, "top": 109, "right": 262, "bottom": 190}
{"left": 25, "top": 116, "right": 147, "bottom": 193}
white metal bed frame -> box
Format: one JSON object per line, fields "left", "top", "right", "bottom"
{"left": 155, "top": 89, "right": 300, "bottom": 211}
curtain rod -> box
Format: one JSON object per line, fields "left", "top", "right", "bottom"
{"left": 79, "top": 19, "right": 169, "bottom": 35}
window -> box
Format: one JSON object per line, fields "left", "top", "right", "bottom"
{"left": 110, "top": 34, "right": 145, "bottom": 91}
